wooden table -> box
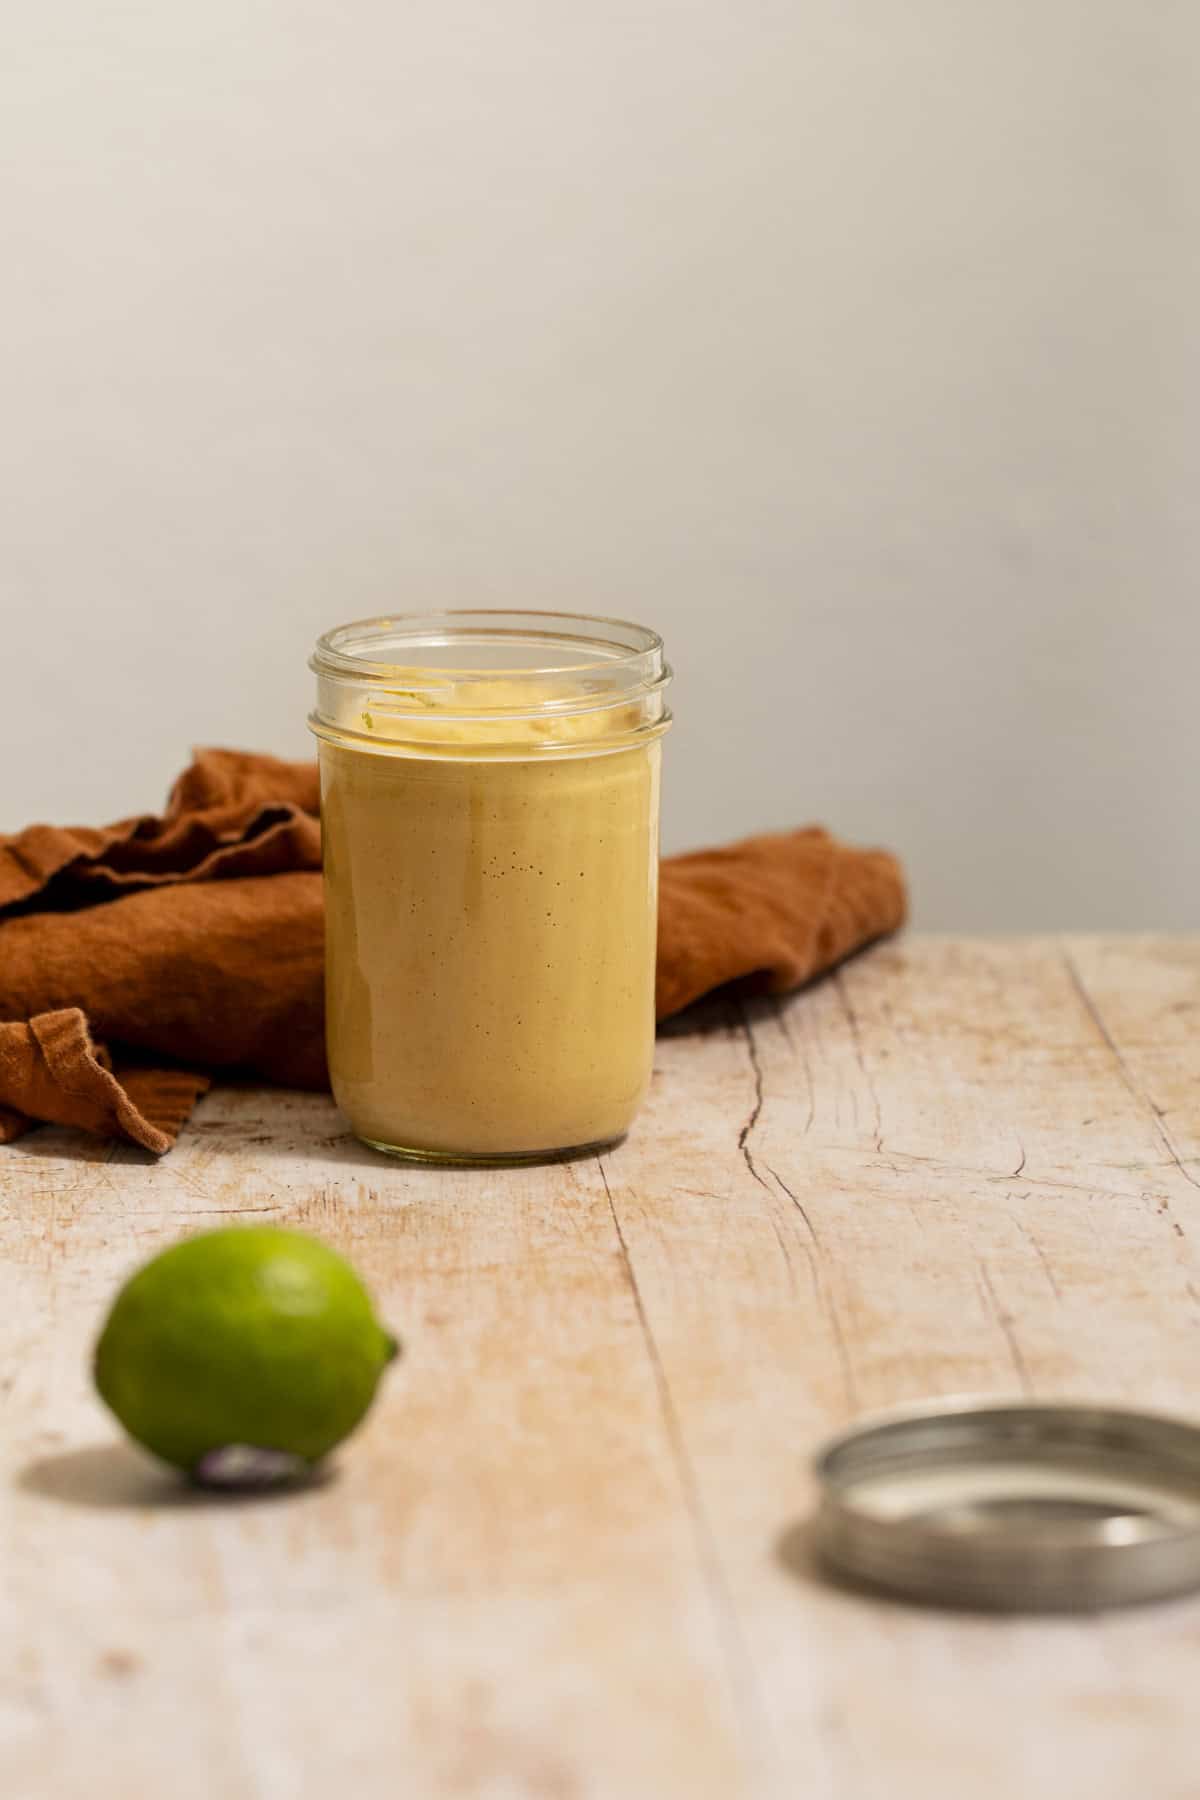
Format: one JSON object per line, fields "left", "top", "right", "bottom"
{"left": 4, "top": 936, "right": 1200, "bottom": 1799}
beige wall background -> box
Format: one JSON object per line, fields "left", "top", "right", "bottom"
{"left": 3, "top": 2, "right": 1197, "bottom": 927}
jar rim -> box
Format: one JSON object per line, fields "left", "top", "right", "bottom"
{"left": 309, "top": 608, "right": 671, "bottom": 759}
{"left": 311, "top": 608, "right": 665, "bottom": 681}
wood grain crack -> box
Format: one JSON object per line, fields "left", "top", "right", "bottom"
{"left": 764, "top": 1162, "right": 818, "bottom": 1249}
{"left": 762, "top": 1165, "right": 819, "bottom": 1300}
{"left": 763, "top": 1165, "right": 852, "bottom": 1404}
{"left": 736, "top": 1004, "right": 770, "bottom": 1194}
{"left": 738, "top": 1009, "right": 821, "bottom": 1303}
{"left": 765, "top": 1214, "right": 801, "bottom": 1298}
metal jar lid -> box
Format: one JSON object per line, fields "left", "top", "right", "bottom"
{"left": 812, "top": 1398, "right": 1200, "bottom": 1611}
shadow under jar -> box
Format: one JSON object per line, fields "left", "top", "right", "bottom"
{"left": 310, "top": 611, "right": 672, "bottom": 1163}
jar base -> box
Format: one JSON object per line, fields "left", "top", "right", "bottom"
{"left": 357, "top": 1131, "right": 628, "bottom": 1169}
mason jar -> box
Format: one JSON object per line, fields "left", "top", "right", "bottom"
{"left": 309, "top": 611, "right": 672, "bottom": 1162}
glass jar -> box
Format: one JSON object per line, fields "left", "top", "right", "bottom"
{"left": 309, "top": 611, "right": 672, "bottom": 1162}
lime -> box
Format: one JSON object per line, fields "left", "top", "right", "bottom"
{"left": 93, "top": 1226, "right": 399, "bottom": 1483}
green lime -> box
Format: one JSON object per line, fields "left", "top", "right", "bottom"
{"left": 94, "top": 1226, "right": 399, "bottom": 1484}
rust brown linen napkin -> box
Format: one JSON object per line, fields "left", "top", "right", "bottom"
{"left": 656, "top": 828, "right": 908, "bottom": 1017}
{"left": 0, "top": 750, "right": 906, "bottom": 1151}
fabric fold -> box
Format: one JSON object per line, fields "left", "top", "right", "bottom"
{"left": 0, "top": 1010, "right": 210, "bottom": 1153}
{"left": 0, "top": 749, "right": 320, "bottom": 910}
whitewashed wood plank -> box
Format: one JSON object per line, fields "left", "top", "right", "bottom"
{"left": 3, "top": 938, "right": 1200, "bottom": 1799}
{"left": 597, "top": 936, "right": 1200, "bottom": 1800}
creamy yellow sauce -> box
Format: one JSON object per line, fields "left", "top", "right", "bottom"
{"left": 319, "top": 680, "right": 661, "bottom": 1158}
